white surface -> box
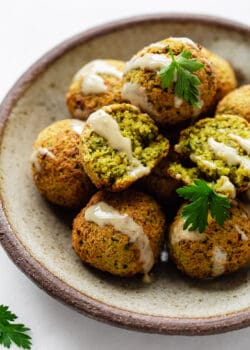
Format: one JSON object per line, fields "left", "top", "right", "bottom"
{"left": 0, "top": 0, "right": 250, "bottom": 349}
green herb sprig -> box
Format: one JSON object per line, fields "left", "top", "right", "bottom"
{"left": 0, "top": 305, "right": 32, "bottom": 349}
{"left": 177, "top": 179, "right": 231, "bottom": 233}
{"left": 159, "top": 50, "right": 204, "bottom": 108}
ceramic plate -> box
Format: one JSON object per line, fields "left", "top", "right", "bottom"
{"left": 1, "top": 14, "right": 250, "bottom": 335}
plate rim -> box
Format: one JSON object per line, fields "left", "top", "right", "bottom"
{"left": 0, "top": 13, "right": 250, "bottom": 335}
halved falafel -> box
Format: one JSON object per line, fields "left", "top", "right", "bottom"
{"left": 80, "top": 103, "right": 170, "bottom": 191}
{"left": 168, "top": 114, "right": 250, "bottom": 195}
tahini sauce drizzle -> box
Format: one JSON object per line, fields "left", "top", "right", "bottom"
{"left": 85, "top": 201, "right": 154, "bottom": 274}
{"left": 208, "top": 137, "right": 250, "bottom": 173}
{"left": 70, "top": 120, "right": 85, "bottom": 135}
{"left": 212, "top": 247, "right": 227, "bottom": 277}
{"left": 74, "top": 60, "right": 122, "bottom": 95}
{"left": 217, "top": 176, "right": 236, "bottom": 199}
{"left": 229, "top": 134, "right": 250, "bottom": 154}
{"left": 124, "top": 53, "right": 172, "bottom": 73}
{"left": 31, "top": 147, "right": 56, "bottom": 172}
{"left": 121, "top": 82, "right": 159, "bottom": 116}
{"left": 169, "top": 37, "right": 199, "bottom": 50}
{"left": 170, "top": 218, "right": 205, "bottom": 245}
{"left": 87, "top": 109, "right": 150, "bottom": 180}
{"left": 235, "top": 224, "right": 248, "bottom": 241}
{"left": 190, "top": 154, "right": 216, "bottom": 169}
{"left": 147, "top": 41, "right": 167, "bottom": 49}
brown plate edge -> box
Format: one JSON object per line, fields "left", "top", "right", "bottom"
{"left": 0, "top": 13, "right": 250, "bottom": 335}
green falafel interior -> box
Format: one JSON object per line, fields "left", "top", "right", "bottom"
{"left": 80, "top": 104, "right": 169, "bottom": 191}
{"left": 169, "top": 114, "right": 250, "bottom": 232}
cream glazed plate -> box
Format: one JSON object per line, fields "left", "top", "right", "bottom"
{"left": 0, "top": 14, "right": 250, "bottom": 335}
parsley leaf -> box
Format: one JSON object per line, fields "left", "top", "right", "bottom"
{"left": 177, "top": 50, "right": 204, "bottom": 72}
{"left": 177, "top": 179, "right": 231, "bottom": 233}
{"left": 0, "top": 305, "right": 32, "bottom": 349}
{"left": 159, "top": 50, "right": 204, "bottom": 107}
{"left": 210, "top": 191, "right": 231, "bottom": 226}
{"left": 0, "top": 306, "right": 17, "bottom": 323}
{"left": 159, "top": 63, "right": 175, "bottom": 90}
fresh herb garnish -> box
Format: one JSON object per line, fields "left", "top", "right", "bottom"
{"left": 159, "top": 50, "right": 204, "bottom": 108}
{"left": 177, "top": 179, "right": 231, "bottom": 233}
{"left": 0, "top": 305, "right": 32, "bottom": 349}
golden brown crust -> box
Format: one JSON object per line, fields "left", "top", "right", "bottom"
{"left": 72, "top": 190, "right": 166, "bottom": 276}
{"left": 136, "top": 155, "right": 181, "bottom": 203}
{"left": 216, "top": 85, "right": 250, "bottom": 122}
{"left": 122, "top": 39, "right": 217, "bottom": 128}
{"left": 168, "top": 203, "right": 250, "bottom": 279}
{"left": 202, "top": 48, "right": 237, "bottom": 104}
{"left": 31, "top": 119, "right": 95, "bottom": 208}
{"left": 66, "top": 59, "right": 125, "bottom": 120}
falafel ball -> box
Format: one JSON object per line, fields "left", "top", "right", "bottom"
{"left": 216, "top": 85, "right": 250, "bottom": 122}
{"left": 80, "top": 103, "right": 170, "bottom": 191}
{"left": 122, "top": 37, "right": 217, "bottom": 128}
{"left": 31, "top": 119, "right": 95, "bottom": 208}
{"left": 168, "top": 114, "right": 250, "bottom": 195}
{"left": 66, "top": 59, "right": 125, "bottom": 120}
{"left": 168, "top": 202, "right": 250, "bottom": 279}
{"left": 72, "top": 190, "right": 166, "bottom": 277}
{"left": 201, "top": 48, "right": 237, "bottom": 104}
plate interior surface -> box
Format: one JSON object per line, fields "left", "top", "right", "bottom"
{"left": 1, "top": 16, "right": 250, "bottom": 332}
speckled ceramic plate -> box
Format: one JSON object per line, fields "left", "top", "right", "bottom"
{"left": 0, "top": 14, "right": 250, "bottom": 335}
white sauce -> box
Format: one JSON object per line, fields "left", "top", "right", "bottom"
{"left": 208, "top": 137, "right": 250, "bottom": 174}
{"left": 148, "top": 41, "right": 166, "bottom": 49}
{"left": 85, "top": 201, "right": 154, "bottom": 274}
{"left": 235, "top": 224, "right": 248, "bottom": 241}
{"left": 208, "top": 137, "right": 240, "bottom": 166}
{"left": 240, "top": 158, "right": 250, "bottom": 174}
{"left": 170, "top": 218, "right": 205, "bottom": 245}
{"left": 160, "top": 250, "right": 168, "bottom": 262}
{"left": 192, "top": 96, "right": 204, "bottom": 117}
{"left": 229, "top": 134, "right": 250, "bottom": 154}
{"left": 70, "top": 120, "right": 85, "bottom": 135}
{"left": 74, "top": 60, "right": 122, "bottom": 95}
{"left": 190, "top": 154, "right": 216, "bottom": 169}
{"left": 124, "top": 53, "right": 172, "bottom": 73}
{"left": 169, "top": 37, "right": 199, "bottom": 50}
{"left": 217, "top": 176, "right": 236, "bottom": 199}
{"left": 174, "top": 95, "right": 183, "bottom": 108}
{"left": 212, "top": 247, "right": 227, "bottom": 277}
{"left": 30, "top": 147, "right": 56, "bottom": 172}
{"left": 87, "top": 109, "right": 150, "bottom": 180}
{"left": 174, "top": 144, "right": 183, "bottom": 154}
{"left": 126, "top": 161, "right": 150, "bottom": 179}
{"left": 121, "top": 82, "right": 159, "bottom": 117}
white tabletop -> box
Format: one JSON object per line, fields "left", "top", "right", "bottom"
{"left": 1, "top": 1, "right": 250, "bottom": 349}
